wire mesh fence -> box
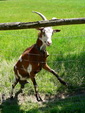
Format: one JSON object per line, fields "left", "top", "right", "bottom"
{"left": 0, "top": 33, "right": 85, "bottom": 104}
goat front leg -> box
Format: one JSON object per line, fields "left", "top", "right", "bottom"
{"left": 43, "top": 64, "right": 67, "bottom": 86}
{"left": 31, "top": 76, "right": 42, "bottom": 101}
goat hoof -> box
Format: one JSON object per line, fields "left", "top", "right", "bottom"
{"left": 61, "top": 81, "right": 68, "bottom": 86}
{"left": 64, "top": 82, "right": 69, "bottom": 87}
{"left": 64, "top": 82, "right": 68, "bottom": 86}
{"left": 38, "top": 97, "right": 43, "bottom": 102}
{"left": 35, "top": 94, "right": 43, "bottom": 102}
{"left": 37, "top": 98, "right": 43, "bottom": 102}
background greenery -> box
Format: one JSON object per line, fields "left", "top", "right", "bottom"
{"left": 0, "top": 0, "right": 85, "bottom": 113}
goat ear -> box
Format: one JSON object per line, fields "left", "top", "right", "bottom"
{"left": 53, "top": 29, "right": 61, "bottom": 33}
{"left": 36, "top": 27, "right": 44, "bottom": 31}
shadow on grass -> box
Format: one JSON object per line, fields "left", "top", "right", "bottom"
{"left": 41, "top": 94, "right": 85, "bottom": 113}
{"left": 0, "top": 91, "right": 85, "bottom": 113}
{"left": 0, "top": 97, "right": 24, "bottom": 113}
{"left": 27, "top": 94, "right": 85, "bottom": 113}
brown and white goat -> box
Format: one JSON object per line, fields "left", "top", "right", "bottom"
{"left": 10, "top": 11, "right": 67, "bottom": 101}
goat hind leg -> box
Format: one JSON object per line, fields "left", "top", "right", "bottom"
{"left": 15, "top": 80, "right": 27, "bottom": 98}
{"left": 10, "top": 78, "right": 19, "bottom": 99}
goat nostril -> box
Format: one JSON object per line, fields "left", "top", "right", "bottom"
{"left": 47, "top": 42, "right": 51, "bottom": 46}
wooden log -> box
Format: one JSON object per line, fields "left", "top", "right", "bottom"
{"left": 0, "top": 18, "right": 85, "bottom": 30}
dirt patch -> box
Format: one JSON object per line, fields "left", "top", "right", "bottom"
{"left": 0, "top": 89, "right": 85, "bottom": 105}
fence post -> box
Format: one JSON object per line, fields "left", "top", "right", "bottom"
{"left": 0, "top": 18, "right": 85, "bottom": 30}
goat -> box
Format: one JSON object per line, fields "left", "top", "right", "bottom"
{"left": 10, "top": 11, "right": 67, "bottom": 101}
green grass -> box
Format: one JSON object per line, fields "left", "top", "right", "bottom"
{"left": 0, "top": 0, "right": 85, "bottom": 112}
{"left": 0, "top": 94, "right": 85, "bottom": 113}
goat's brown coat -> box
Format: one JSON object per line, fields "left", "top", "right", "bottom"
{"left": 11, "top": 30, "right": 67, "bottom": 102}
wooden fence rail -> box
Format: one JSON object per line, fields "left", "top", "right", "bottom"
{"left": 0, "top": 18, "right": 85, "bottom": 30}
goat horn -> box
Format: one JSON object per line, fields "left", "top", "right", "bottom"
{"left": 32, "top": 11, "right": 47, "bottom": 20}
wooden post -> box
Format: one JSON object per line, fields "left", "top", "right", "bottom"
{"left": 0, "top": 18, "right": 85, "bottom": 30}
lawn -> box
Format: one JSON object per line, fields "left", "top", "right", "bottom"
{"left": 0, "top": 0, "right": 85, "bottom": 113}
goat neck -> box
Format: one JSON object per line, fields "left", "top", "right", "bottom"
{"left": 36, "top": 31, "right": 46, "bottom": 52}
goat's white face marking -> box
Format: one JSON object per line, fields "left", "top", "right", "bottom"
{"left": 41, "top": 27, "right": 53, "bottom": 46}
{"left": 27, "top": 64, "right": 32, "bottom": 75}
